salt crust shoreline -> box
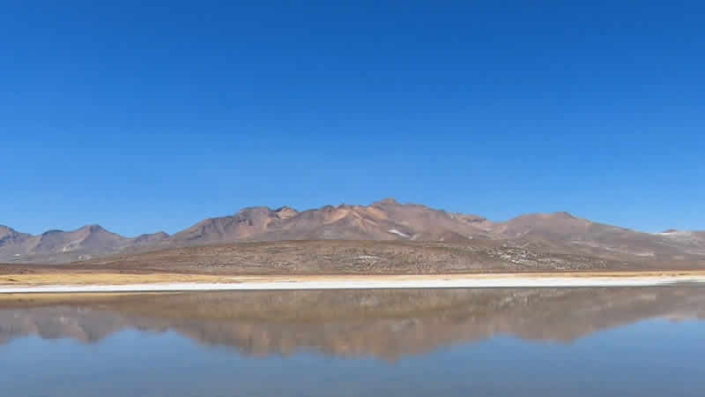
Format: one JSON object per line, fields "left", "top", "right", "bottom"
{"left": 2, "top": 275, "right": 705, "bottom": 294}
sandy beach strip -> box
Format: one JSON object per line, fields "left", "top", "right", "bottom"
{"left": 1, "top": 272, "right": 705, "bottom": 293}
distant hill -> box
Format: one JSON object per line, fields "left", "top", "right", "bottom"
{"left": 0, "top": 224, "right": 168, "bottom": 264}
{"left": 1, "top": 198, "right": 704, "bottom": 267}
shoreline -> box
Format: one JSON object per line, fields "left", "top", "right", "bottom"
{"left": 2, "top": 272, "right": 705, "bottom": 294}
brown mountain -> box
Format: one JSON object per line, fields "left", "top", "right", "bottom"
{"left": 0, "top": 226, "right": 32, "bottom": 248}
{"left": 1, "top": 199, "right": 703, "bottom": 267}
{"left": 170, "top": 198, "right": 491, "bottom": 243}
{"left": 170, "top": 206, "right": 298, "bottom": 243}
{"left": 28, "top": 225, "right": 126, "bottom": 254}
{"left": 0, "top": 225, "right": 168, "bottom": 264}
{"left": 493, "top": 212, "right": 705, "bottom": 260}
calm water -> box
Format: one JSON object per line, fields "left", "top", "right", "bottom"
{"left": 1, "top": 287, "right": 704, "bottom": 397}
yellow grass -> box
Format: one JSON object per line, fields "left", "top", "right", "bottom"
{"left": 0, "top": 292, "right": 173, "bottom": 303}
{"left": 3, "top": 270, "right": 705, "bottom": 287}
{"left": 0, "top": 273, "right": 226, "bottom": 286}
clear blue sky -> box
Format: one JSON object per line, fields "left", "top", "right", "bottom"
{"left": 2, "top": 1, "right": 703, "bottom": 236}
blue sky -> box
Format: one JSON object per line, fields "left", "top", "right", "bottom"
{"left": 1, "top": 1, "right": 703, "bottom": 236}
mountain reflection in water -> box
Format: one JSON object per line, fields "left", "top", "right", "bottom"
{"left": 1, "top": 287, "right": 704, "bottom": 360}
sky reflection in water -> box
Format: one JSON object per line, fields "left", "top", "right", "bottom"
{"left": 1, "top": 287, "right": 704, "bottom": 397}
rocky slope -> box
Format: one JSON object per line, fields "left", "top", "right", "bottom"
{"left": 1, "top": 198, "right": 704, "bottom": 266}
{"left": 0, "top": 224, "right": 168, "bottom": 264}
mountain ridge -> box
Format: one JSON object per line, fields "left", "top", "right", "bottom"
{"left": 1, "top": 199, "right": 703, "bottom": 265}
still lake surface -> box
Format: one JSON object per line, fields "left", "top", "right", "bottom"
{"left": 1, "top": 287, "right": 704, "bottom": 396}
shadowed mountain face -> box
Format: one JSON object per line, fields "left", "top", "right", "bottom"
{"left": 0, "top": 224, "right": 169, "bottom": 264}
{"left": 0, "top": 226, "right": 32, "bottom": 249}
{"left": 1, "top": 199, "right": 704, "bottom": 265}
{"left": 1, "top": 287, "right": 704, "bottom": 359}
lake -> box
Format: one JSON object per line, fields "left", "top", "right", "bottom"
{"left": 1, "top": 287, "right": 704, "bottom": 396}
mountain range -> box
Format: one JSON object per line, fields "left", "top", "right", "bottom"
{"left": 2, "top": 198, "right": 704, "bottom": 266}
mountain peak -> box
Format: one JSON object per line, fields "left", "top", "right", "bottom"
{"left": 81, "top": 224, "right": 107, "bottom": 233}
{"left": 553, "top": 211, "right": 577, "bottom": 219}
{"left": 0, "top": 227, "right": 28, "bottom": 249}
{"left": 0, "top": 225, "right": 27, "bottom": 241}
{"left": 374, "top": 198, "right": 399, "bottom": 206}
{"left": 0, "top": 225, "right": 17, "bottom": 235}
{"left": 237, "top": 206, "right": 272, "bottom": 214}
{"left": 133, "top": 231, "right": 170, "bottom": 244}
{"left": 274, "top": 206, "right": 298, "bottom": 220}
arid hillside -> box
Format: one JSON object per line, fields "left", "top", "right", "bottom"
{"left": 2, "top": 199, "right": 704, "bottom": 268}
{"left": 74, "top": 240, "right": 695, "bottom": 274}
